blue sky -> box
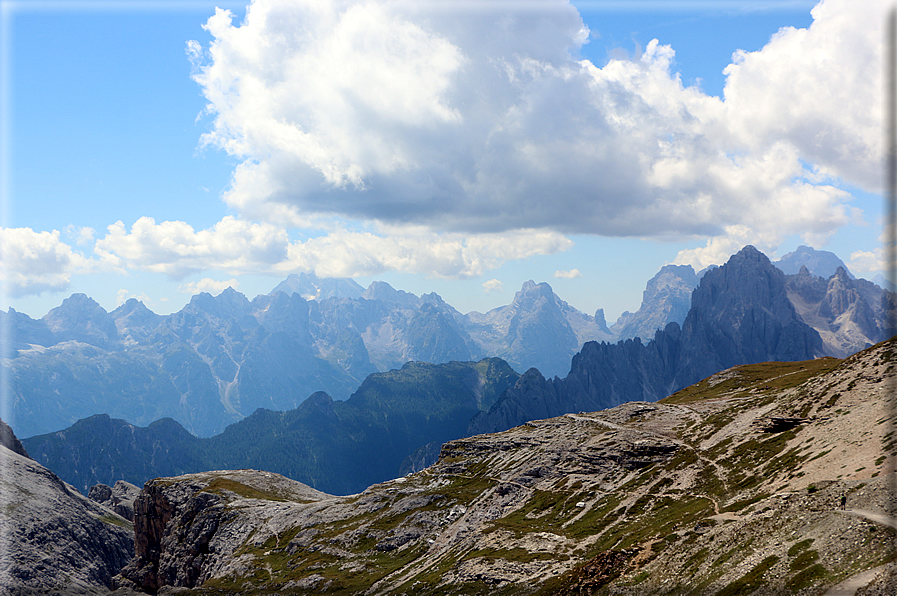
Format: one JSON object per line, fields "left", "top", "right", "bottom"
{"left": 0, "top": 0, "right": 886, "bottom": 322}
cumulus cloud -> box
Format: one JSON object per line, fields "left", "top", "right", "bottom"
{"left": 178, "top": 278, "right": 240, "bottom": 295}
{"left": 91, "top": 216, "right": 571, "bottom": 280}
{"left": 94, "top": 216, "right": 290, "bottom": 279}
{"left": 187, "top": 0, "right": 879, "bottom": 251}
{"left": 1, "top": 228, "right": 89, "bottom": 298}
{"left": 554, "top": 269, "right": 582, "bottom": 279}
{"left": 482, "top": 279, "right": 503, "bottom": 293}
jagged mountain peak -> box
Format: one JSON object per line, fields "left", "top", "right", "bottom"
{"left": 41, "top": 292, "right": 119, "bottom": 348}
{"left": 186, "top": 288, "right": 252, "bottom": 319}
{"left": 611, "top": 263, "right": 697, "bottom": 341}
{"left": 111, "top": 297, "right": 155, "bottom": 318}
{"left": 515, "top": 279, "right": 555, "bottom": 299}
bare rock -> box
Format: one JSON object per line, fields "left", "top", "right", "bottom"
{"left": 0, "top": 437, "right": 133, "bottom": 595}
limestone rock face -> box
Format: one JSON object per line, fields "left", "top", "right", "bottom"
{"left": 0, "top": 418, "right": 29, "bottom": 458}
{"left": 0, "top": 428, "right": 133, "bottom": 595}
{"left": 118, "top": 470, "right": 330, "bottom": 592}
{"left": 464, "top": 280, "right": 614, "bottom": 379}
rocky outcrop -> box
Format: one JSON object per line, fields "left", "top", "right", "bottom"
{"left": 0, "top": 418, "right": 29, "bottom": 458}
{"left": 0, "top": 426, "right": 133, "bottom": 595}
{"left": 115, "top": 337, "right": 897, "bottom": 594}
{"left": 89, "top": 480, "right": 141, "bottom": 522}
{"left": 117, "top": 470, "right": 331, "bottom": 592}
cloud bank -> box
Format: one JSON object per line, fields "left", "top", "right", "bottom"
{"left": 188, "top": 0, "right": 879, "bottom": 251}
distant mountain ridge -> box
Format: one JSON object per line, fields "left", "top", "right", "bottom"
{"left": 4, "top": 245, "right": 893, "bottom": 440}
{"left": 23, "top": 358, "right": 520, "bottom": 496}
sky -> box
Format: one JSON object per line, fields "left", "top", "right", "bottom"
{"left": 0, "top": 0, "right": 888, "bottom": 323}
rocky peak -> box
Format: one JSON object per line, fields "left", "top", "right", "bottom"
{"left": 88, "top": 480, "right": 141, "bottom": 521}
{"left": 0, "top": 418, "right": 30, "bottom": 458}
{"left": 362, "top": 281, "right": 420, "bottom": 308}
{"left": 41, "top": 293, "right": 119, "bottom": 348}
{"left": 682, "top": 245, "right": 823, "bottom": 370}
{"left": 111, "top": 298, "right": 163, "bottom": 344}
{"left": 611, "top": 264, "right": 697, "bottom": 341}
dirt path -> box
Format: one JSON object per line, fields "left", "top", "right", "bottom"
{"left": 837, "top": 508, "right": 897, "bottom": 530}
{"left": 823, "top": 563, "right": 892, "bottom": 596}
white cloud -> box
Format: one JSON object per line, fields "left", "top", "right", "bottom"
{"left": 94, "top": 216, "right": 290, "bottom": 279}
{"left": 722, "top": 0, "right": 882, "bottom": 191}
{"left": 186, "top": 0, "right": 879, "bottom": 251}
{"left": 91, "top": 216, "right": 572, "bottom": 280}
{"left": 671, "top": 225, "right": 785, "bottom": 271}
{"left": 1, "top": 228, "right": 89, "bottom": 298}
{"left": 178, "top": 278, "right": 240, "bottom": 295}
{"left": 554, "top": 269, "right": 582, "bottom": 279}
{"left": 64, "top": 225, "right": 95, "bottom": 246}
{"left": 482, "top": 279, "right": 503, "bottom": 293}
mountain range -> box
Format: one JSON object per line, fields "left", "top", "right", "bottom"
{"left": 4, "top": 246, "right": 892, "bottom": 441}
{"left": 21, "top": 246, "right": 897, "bottom": 498}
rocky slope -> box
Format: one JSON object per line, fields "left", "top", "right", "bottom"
{"left": 0, "top": 424, "right": 134, "bottom": 595}
{"left": 114, "top": 336, "right": 897, "bottom": 595}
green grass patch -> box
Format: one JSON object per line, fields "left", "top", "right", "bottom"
{"left": 661, "top": 359, "right": 841, "bottom": 405}
{"left": 786, "top": 563, "right": 828, "bottom": 592}
{"left": 789, "top": 549, "right": 819, "bottom": 571}
{"left": 787, "top": 538, "right": 814, "bottom": 557}
{"left": 201, "top": 477, "right": 290, "bottom": 502}
{"left": 717, "top": 555, "right": 779, "bottom": 596}
{"left": 97, "top": 513, "right": 132, "bottom": 530}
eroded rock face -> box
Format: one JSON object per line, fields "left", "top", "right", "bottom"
{"left": 118, "top": 470, "right": 331, "bottom": 592}
{"left": 785, "top": 265, "right": 897, "bottom": 357}
{"left": 0, "top": 429, "right": 133, "bottom": 595}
